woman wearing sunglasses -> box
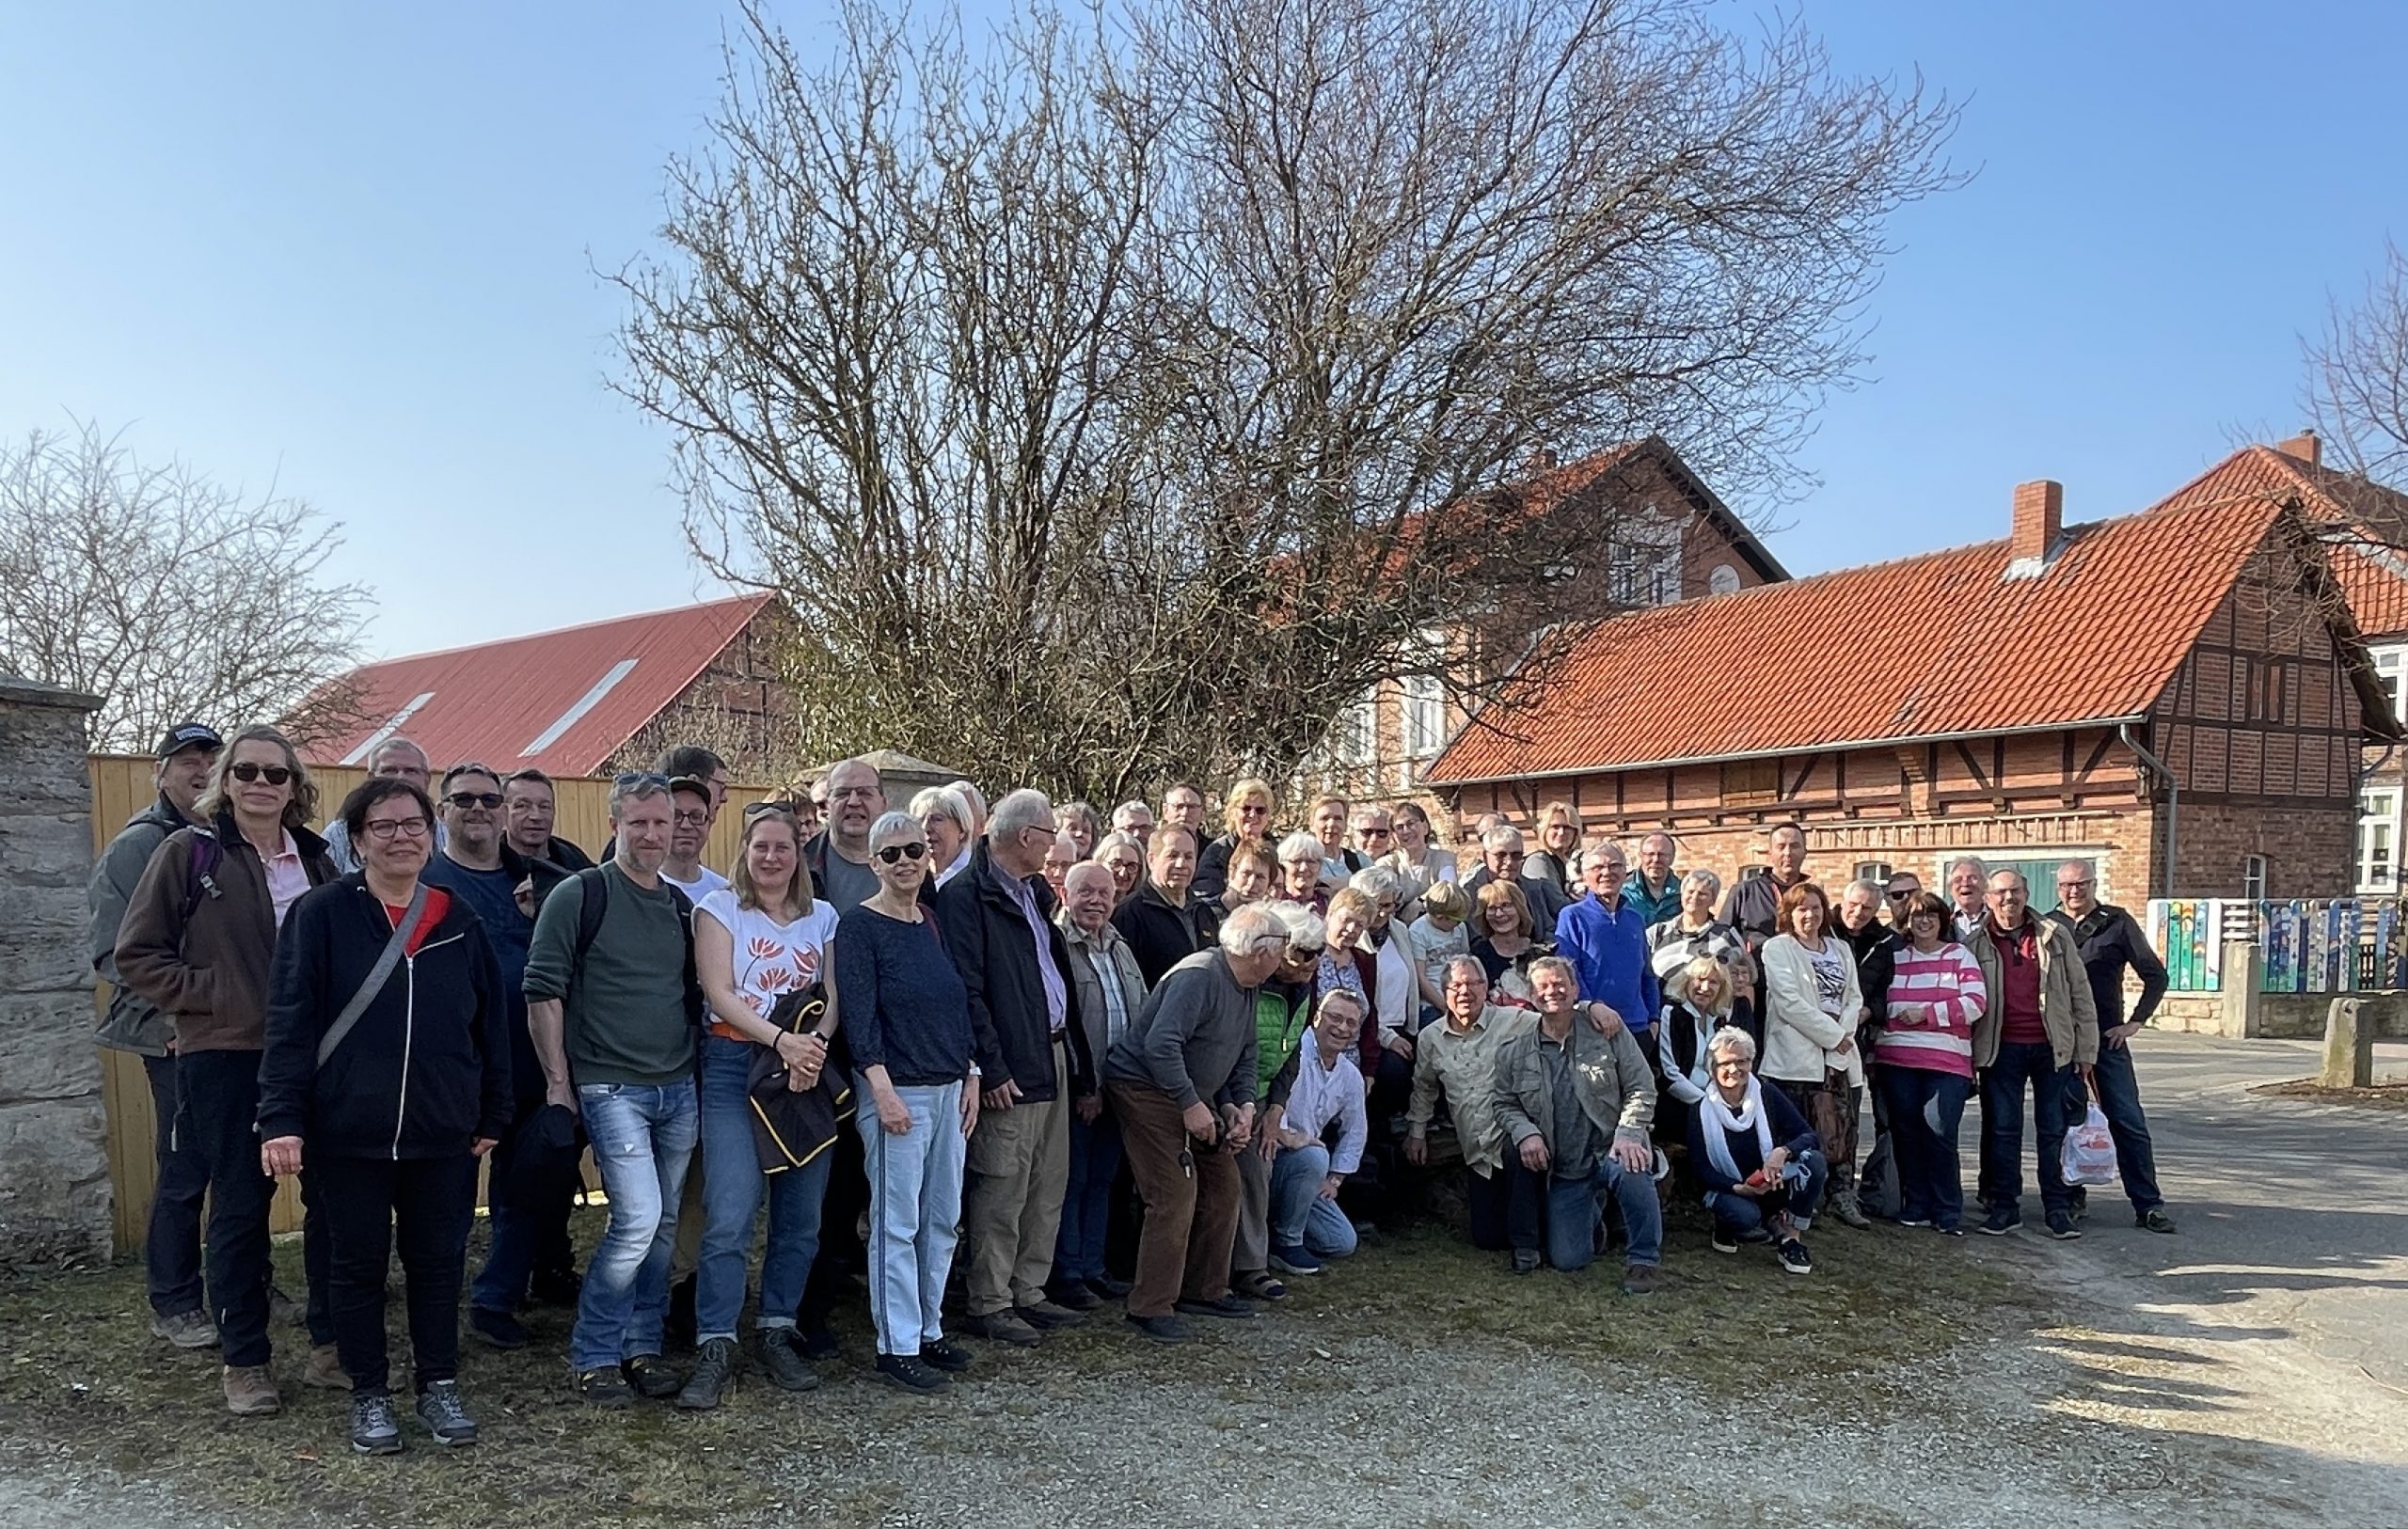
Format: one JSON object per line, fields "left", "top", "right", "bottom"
{"left": 831, "top": 811, "right": 980, "bottom": 1393}
{"left": 116, "top": 726, "right": 341, "bottom": 1419}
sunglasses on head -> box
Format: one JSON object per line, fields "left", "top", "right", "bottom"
{"left": 614, "top": 770, "right": 671, "bottom": 789}
{"left": 876, "top": 842, "right": 928, "bottom": 864}
{"left": 447, "top": 791, "right": 502, "bottom": 810}
{"left": 230, "top": 762, "right": 293, "bottom": 785}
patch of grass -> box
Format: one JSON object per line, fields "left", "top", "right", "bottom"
{"left": 2252, "top": 1078, "right": 2408, "bottom": 1110}
{"left": 0, "top": 1198, "right": 2037, "bottom": 1527}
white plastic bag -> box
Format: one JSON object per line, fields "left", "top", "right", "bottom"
{"left": 2060, "top": 1101, "right": 2118, "bottom": 1187}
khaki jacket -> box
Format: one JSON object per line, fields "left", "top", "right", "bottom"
{"left": 1967, "top": 917, "right": 2100, "bottom": 1070}
{"left": 1493, "top": 1017, "right": 1655, "bottom": 1160}
{"left": 1405, "top": 1003, "right": 1535, "bottom": 1174}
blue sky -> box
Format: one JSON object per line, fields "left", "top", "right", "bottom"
{"left": 2, "top": 3, "right": 2402, "bottom": 658}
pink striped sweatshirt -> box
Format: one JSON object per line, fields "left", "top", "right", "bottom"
{"left": 1877, "top": 942, "right": 1987, "bottom": 1078}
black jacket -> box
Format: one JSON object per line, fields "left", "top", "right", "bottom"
{"left": 258, "top": 875, "right": 513, "bottom": 1160}
{"left": 1835, "top": 919, "right": 1900, "bottom": 1051}
{"left": 935, "top": 841, "right": 1094, "bottom": 1100}
{"left": 2052, "top": 903, "right": 2170, "bottom": 1031}
{"left": 1111, "top": 879, "right": 1220, "bottom": 988}
{"left": 1192, "top": 832, "right": 1275, "bottom": 904}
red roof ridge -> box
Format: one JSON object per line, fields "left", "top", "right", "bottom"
{"left": 348, "top": 591, "right": 774, "bottom": 670}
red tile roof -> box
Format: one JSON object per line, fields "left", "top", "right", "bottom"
{"left": 306, "top": 594, "right": 776, "bottom": 777}
{"left": 1427, "top": 465, "right": 2321, "bottom": 784}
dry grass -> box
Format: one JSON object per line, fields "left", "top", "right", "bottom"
{"left": 0, "top": 1198, "right": 2037, "bottom": 1529}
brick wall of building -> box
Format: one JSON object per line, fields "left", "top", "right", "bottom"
{"left": 610, "top": 602, "right": 799, "bottom": 780}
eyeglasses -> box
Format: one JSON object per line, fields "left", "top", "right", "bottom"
{"left": 746, "top": 799, "right": 797, "bottom": 818}
{"left": 1359, "top": 828, "right": 1392, "bottom": 840}
{"left": 2059, "top": 879, "right": 2093, "bottom": 891}
{"left": 672, "top": 810, "right": 710, "bottom": 828}
{"left": 447, "top": 791, "right": 503, "bottom": 810}
{"left": 876, "top": 843, "right": 929, "bottom": 864}
{"left": 1886, "top": 888, "right": 1917, "bottom": 900}
{"left": 1289, "top": 942, "right": 1324, "bottom": 958}
{"left": 229, "top": 763, "right": 293, "bottom": 785}
{"left": 364, "top": 818, "right": 430, "bottom": 842}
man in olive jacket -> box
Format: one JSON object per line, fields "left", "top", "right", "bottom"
{"left": 1966, "top": 869, "right": 2099, "bottom": 1241}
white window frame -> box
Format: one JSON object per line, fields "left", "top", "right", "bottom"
{"left": 1403, "top": 670, "right": 1445, "bottom": 760}
{"left": 2376, "top": 644, "right": 2407, "bottom": 726}
{"left": 2242, "top": 853, "right": 2268, "bottom": 903}
{"left": 2358, "top": 789, "right": 2400, "bottom": 893}
{"left": 1338, "top": 687, "right": 1378, "bottom": 765}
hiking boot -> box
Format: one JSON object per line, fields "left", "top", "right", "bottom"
{"left": 676, "top": 1337, "right": 737, "bottom": 1410}
{"left": 304, "top": 1342, "right": 348, "bottom": 1390}
{"left": 1015, "top": 1299, "right": 1086, "bottom": 1331}
{"left": 1269, "top": 1244, "right": 1324, "bottom": 1277}
{"left": 1046, "top": 1281, "right": 1101, "bottom": 1313}
{"left": 577, "top": 1367, "right": 633, "bottom": 1408}
{"left": 414, "top": 1379, "right": 478, "bottom": 1446}
{"left": 1126, "top": 1313, "right": 1191, "bottom": 1345}
{"left": 876, "top": 1353, "right": 950, "bottom": 1393}
{"left": 1511, "top": 1249, "right": 1543, "bottom": 1274}
{"left": 2137, "top": 1206, "right": 2178, "bottom": 1234}
{"left": 964, "top": 1310, "right": 1041, "bottom": 1347}
{"left": 1830, "top": 1189, "right": 1872, "bottom": 1230}
{"left": 2044, "top": 1209, "right": 2083, "bottom": 1240}
{"left": 1620, "top": 1263, "right": 1660, "bottom": 1297}
{"left": 222, "top": 1363, "right": 282, "bottom": 1416}
{"left": 754, "top": 1330, "right": 820, "bottom": 1393}
{"left": 623, "top": 1352, "right": 683, "bottom": 1399}
{"left": 1173, "top": 1295, "right": 1256, "bottom": 1320}
{"left": 922, "top": 1338, "right": 974, "bottom": 1374}
{"left": 151, "top": 1308, "right": 218, "bottom": 1349}
{"left": 468, "top": 1305, "right": 529, "bottom": 1350}
{"left": 1776, "top": 1237, "right": 1814, "bottom": 1276}
{"left": 350, "top": 1393, "right": 402, "bottom": 1454}
{"left": 1976, "top": 1207, "right": 2022, "bottom": 1237}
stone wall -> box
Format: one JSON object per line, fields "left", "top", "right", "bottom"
{"left": 0, "top": 676, "right": 110, "bottom": 1267}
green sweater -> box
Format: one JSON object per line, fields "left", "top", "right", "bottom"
{"left": 524, "top": 863, "right": 696, "bottom": 1087}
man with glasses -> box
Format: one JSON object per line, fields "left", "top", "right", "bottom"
{"left": 523, "top": 772, "right": 705, "bottom": 1406}
{"left": 323, "top": 736, "right": 445, "bottom": 872}
{"left": 805, "top": 758, "right": 885, "bottom": 914}
{"left": 1969, "top": 869, "right": 2099, "bottom": 1241}
{"left": 2050, "top": 863, "right": 2176, "bottom": 1233}
{"left": 1881, "top": 871, "right": 1924, "bottom": 930}
{"left": 1623, "top": 832, "right": 1683, "bottom": 928}
{"left": 938, "top": 789, "right": 1095, "bottom": 1348}
{"left": 1463, "top": 824, "right": 1570, "bottom": 928}
{"left": 659, "top": 776, "right": 731, "bottom": 904}
{"left": 1160, "top": 783, "right": 1208, "bottom": 845}
{"left": 88, "top": 722, "right": 222, "bottom": 1350}
{"left": 1111, "top": 799, "right": 1156, "bottom": 851}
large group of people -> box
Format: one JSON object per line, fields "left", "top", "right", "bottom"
{"left": 87, "top": 733, "right": 2180, "bottom": 1454}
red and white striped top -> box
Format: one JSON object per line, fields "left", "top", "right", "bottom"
{"left": 1877, "top": 942, "right": 1987, "bottom": 1077}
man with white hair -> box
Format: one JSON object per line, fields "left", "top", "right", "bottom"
{"left": 322, "top": 736, "right": 446, "bottom": 871}
{"left": 1624, "top": 832, "right": 1682, "bottom": 927}
{"left": 1051, "top": 859, "right": 1148, "bottom": 1308}
{"left": 939, "top": 789, "right": 1094, "bottom": 1348}
{"left": 1111, "top": 799, "right": 1156, "bottom": 850}
{"left": 1462, "top": 824, "right": 1570, "bottom": 927}
{"left": 1104, "top": 904, "right": 1288, "bottom": 1344}
{"left": 1946, "top": 856, "right": 1989, "bottom": 939}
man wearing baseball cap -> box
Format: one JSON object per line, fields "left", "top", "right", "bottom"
{"left": 87, "top": 722, "right": 222, "bottom": 1349}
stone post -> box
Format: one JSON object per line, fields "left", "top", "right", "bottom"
{"left": 2321, "top": 996, "right": 2379, "bottom": 1089}
{"left": 2218, "top": 941, "right": 2263, "bottom": 1039}
{"left": 0, "top": 675, "right": 111, "bottom": 1267}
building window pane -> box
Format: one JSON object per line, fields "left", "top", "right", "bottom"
{"left": 2359, "top": 790, "right": 2398, "bottom": 892}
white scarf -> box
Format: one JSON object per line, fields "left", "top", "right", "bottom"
{"left": 1658, "top": 1001, "right": 1721, "bottom": 1105}
{"left": 1699, "top": 1075, "right": 1775, "bottom": 1186}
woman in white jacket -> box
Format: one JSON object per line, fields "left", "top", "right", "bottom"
{"left": 1758, "top": 882, "right": 1870, "bottom": 1228}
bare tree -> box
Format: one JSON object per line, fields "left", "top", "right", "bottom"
{"left": 0, "top": 422, "right": 372, "bottom": 752}
{"left": 2305, "top": 239, "right": 2408, "bottom": 538}
{"left": 615, "top": 0, "right": 1957, "bottom": 799}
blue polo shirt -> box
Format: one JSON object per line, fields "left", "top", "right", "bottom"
{"left": 1555, "top": 893, "right": 1659, "bottom": 1034}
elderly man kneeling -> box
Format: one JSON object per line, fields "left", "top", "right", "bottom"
{"left": 1104, "top": 905, "right": 1290, "bottom": 1345}
{"left": 1493, "top": 956, "right": 1663, "bottom": 1294}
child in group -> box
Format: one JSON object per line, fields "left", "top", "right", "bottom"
{"left": 1404, "top": 880, "right": 1472, "bottom": 1027}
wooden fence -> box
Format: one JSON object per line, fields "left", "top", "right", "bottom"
{"left": 89, "top": 755, "right": 773, "bottom": 1253}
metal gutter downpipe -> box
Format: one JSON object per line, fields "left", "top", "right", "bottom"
{"left": 2118, "top": 721, "right": 2178, "bottom": 898}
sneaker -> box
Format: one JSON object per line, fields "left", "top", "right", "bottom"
{"left": 414, "top": 1379, "right": 478, "bottom": 1446}
{"left": 1776, "top": 1237, "right": 1814, "bottom": 1275}
{"left": 1014, "top": 1300, "right": 1086, "bottom": 1331}
{"left": 268, "top": 1284, "right": 303, "bottom": 1329}
{"left": 1830, "top": 1189, "right": 1873, "bottom": 1230}
{"left": 2044, "top": 1210, "right": 2083, "bottom": 1240}
{"left": 1047, "top": 1281, "right": 1101, "bottom": 1313}
{"left": 222, "top": 1363, "right": 282, "bottom": 1416}
{"left": 1085, "top": 1274, "right": 1133, "bottom": 1300}
{"left": 577, "top": 1367, "right": 634, "bottom": 1409}
{"left": 676, "top": 1336, "right": 737, "bottom": 1410}
{"left": 1620, "top": 1263, "right": 1660, "bottom": 1297}
{"left": 1511, "top": 1249, "right": 1543, "bottom": 1274}
{"left": 876, "top": 1353, "right": 950, "bottom": 1393}
{"left": 304, "top": 1342, "right": 348, "bottom": 1390}
{"left": 1896, "top": 1217, "right": 1933, "bottom": 1229}
{"left": 150, "top": 1308, "right": 218, "bottom": 1349}
{"left": 1173, "top": 1295, "right": 1256, "bottom": 1320}
{"left": 755, "top": 1329, "right": 821, "bottom": 1392}
{"left": 2137, "top": 1206, "right": 2178, "bottom": 1234}
{"left": 529, "top": 1269, "right": 583, "bottom": 1308}
{"left": 796, "top": 1323, "right": 840, "bottom": 1361}
{"left": 1977, "top": 1208, "right": 2022, "bottom": 1237}
{"left": 1126, "top": 1313, "right": 1191, "bottom": 1345}
{"left": 964, "top": 1311, "right": 1041, "bottom": 1347}
{"left": 1710, "top": 1228, "right": 1738, "bottom": 1255}
{"left": 622, "top": 1353, "right": 683, "bottom": 1399}
{"left": 921, "top": 1338, "right": 974, "bottom": 1374}
{"left": 1937, "top": 1223, "right": 1966, "bottom": 1238}
{"left": 350, "top": 1392, "right": 403, "bottom": 1454}
{"left": 468, "top": 1305, "right": 528, "bottom": 1350}
{"left": 1269, "top": 1244, "right": 1324, "bottom": 1277}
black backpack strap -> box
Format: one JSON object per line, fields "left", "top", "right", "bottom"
{"left": 179, "top": 832, "right": 224, "bottom": 923}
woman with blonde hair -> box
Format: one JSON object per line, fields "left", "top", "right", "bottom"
{"left": 1523, "top": 800, "right": 1584, "bottom": 893}
{"left": 1193, "top": 777, "right": 1276, "bottom": 903}
{"left": 1467, "top": 880, "right": 1548, "bottom": 1006}
{"left": 1656, "top": 954, "right": 1753, "bottom": 1144}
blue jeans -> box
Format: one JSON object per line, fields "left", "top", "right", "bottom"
{"left": 569, "top": 1080, "right": 698, "bottom": 1372}
{"left": 858, "top": 1078, "right": 967, "bottom": 1357}
{"left": 1878, "top": 1066, "right": 1972, "bottom": 1229}
{"left": 1508, "top": 1154, "right": 1663, "bottom": 1269}
{"left": 2078, "top": 1038, "right": 2163, "bottom": 1212}
{"left": 696, "top": 1035, "right": 832, "bottom": 1343}
{"left": 1978, "top": 1040, "right": 2072, "bottom": 1218}
{"left": 1267, "top": 1142, "right": 1360, "bottom": 1258}
{"left": 1054, "top": 1106, "right": 1123, "bottom": 1285}
{"left": 1705, "top": 1148, "right": 1828, "bottom": 1237}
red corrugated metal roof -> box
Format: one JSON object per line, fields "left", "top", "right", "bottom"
{"left": 1427, "top": 471, "right": 2298, "bottom": 785}
{"left": 307, "top": 594, "right": 776, "bottom": 776}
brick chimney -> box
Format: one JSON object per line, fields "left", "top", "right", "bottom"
{"left": 2275, "top": 430, "right": 2321, "bottom": 467}
{"left": 2010, "top": 480, "right": 2063, "bottom": 564}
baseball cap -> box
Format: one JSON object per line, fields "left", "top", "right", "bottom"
{"left": 155, "top": 722, "right": 223, "bottom": 761}
{"left": 667, "top": 774, "right": 714, "bottom": 802}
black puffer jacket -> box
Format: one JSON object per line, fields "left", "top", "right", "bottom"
{"left": 258, "top": 875, "right": 513, "bottom": 1160}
